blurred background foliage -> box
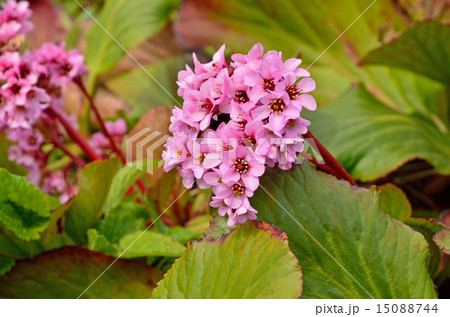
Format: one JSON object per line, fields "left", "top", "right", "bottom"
{"left": 0, "top": 0, "right": 449, "bottom": 298}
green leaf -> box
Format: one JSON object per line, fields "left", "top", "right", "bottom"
{"left": 403, "top": 218, "right": 445, "bottom": 278}
{"left": 185, "top": 214, "right": 212, "bottom": 233}
{"left": 433, "top": 228, "right": 450, "bottom": 255}
{"left": 0, "top": 227, "right": 44, "bottom": 259}
{"left": 204, "top": 213, "right": 235, "bottom": 240}
{"left": 118, "top": 231, "right": 185, "bottom": 259}
{"left": 37, "top": 203, "right": 75, "bottom": 252}
{"left": 166, "top": 226, "right": 203, "bottom": 244}
{"left": 87, "top": 229, "right": 114, "bottom": 254}
{"left": 378, "top": 183, "right": 412, "bottom": 221}
{"left": 0, "top": 169, "right": 52, "bottom": 240}
{"left": 97, "top": 202, "right": 148, "bottom": 244}
{"left": 0, "top": 132, "right": 27, "bottom": 176}
{"left": 0, "top": 247, "right": 163, "bottom": 298}
{"left": 0, "top": 255, "right": 14, "bottom": 275}
{"left": 363, "top": 22, "right": 450, "bottom": 85}
{"left": 152, "top": 221, "right": 302, "bottom": 299}
{"left": 85, "top": 0, "right": 177, "bottom": 80}
{"left": 305, "top": 86, "right": 450, "bottom": 181}
{"left": 251, "top": 164, "right": 437, "bottom": 298}
{"left": 103, "top": 165, "right": 145, "bottom": 213}
{"left": 64, "top": 159, "right": 121, "bottom": 244}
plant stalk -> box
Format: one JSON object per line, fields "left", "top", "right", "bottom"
{"left": 303, "top": 130, "right": 356, "bottom": 185}
{"left": 46, "top": 107, "right": 101, "bottom": 161}
{"left": 75, "top": 77, "right": 126, "bottom": 164}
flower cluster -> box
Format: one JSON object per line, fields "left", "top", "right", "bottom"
{"left": 163, "top": 43, "right": 317, "bottom": 225}
{"left": 0, "top": 1, "right": 87, "bottom": 202}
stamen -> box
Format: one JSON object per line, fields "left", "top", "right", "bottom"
{"left": 269, "top": 98, "right": 285, "bottom": 114}
{"left": 263, "top": 77, "right": 275, "bottom": 91}
{"left": 234, "top": 90, "right": 249, "bottom": 103}
{"left": 232, "top": 184, "right": 245, "bottom": 196}
{"left": 234, "top": 158, "right": 249, "bottom": 174}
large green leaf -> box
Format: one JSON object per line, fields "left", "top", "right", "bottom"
{"left": 0, "top": 247, "right": 163, "bottom": 298}
{"left": 378, "top": 183, "right": 412, "bottom": 221}
{"left": 305, "top": 86, "right": 450, "bottom": 181}
{"left": 118, "top": 230, "right": 185, "bottom": 259}
{"left": 363, "top": 22, "right": 450, "bottom": 85}
{"left": 0, "top": 169, "right": 52, "bottom": 240}
{"left": 85, "top": 0, "right": 179, "bottom": 81}
{"left": 152, "top": 221, "right": 302, "bottom": 299}
{"left": 251, "top": 164, "right": 437, "bottom": 298}
{"left": 64, "top": 159, "right": 121, "bottom": 243}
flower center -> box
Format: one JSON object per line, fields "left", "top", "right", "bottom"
{"left": 59, "top": 63, "right": 72, "bottom": 75}
{"left": 20, "top": 64, "right": 31, "bottom": 78}
{"left": 243, "top": 135, "right": 256, "bottom": 147}
{"left": 198, "top": 153, "right": 206, "bottom": 165}
{"left": 234, "top": 90, "right": 249, "bottom": 103}
{"left": 11, "top": 84, "right": 21, "bottom": 94}
{"left": 263, "top": 77, "right": 275, "bottom": 91}
{"left": 27, "top": 90, "right": 36, "bottom": 99}
{"left": 269, "top": 98, "right": 285, "bottom": 113}
{"left": 232, "top": 184, "right": 245, "bottom": 196}
{"left": 177, "top": 149, "right": 182, "bottom": 157}
{"left": 28, "top": 136, "right": 37, "bottom": 145}
{"left": 234, "top": 158, "right": 249, "bottom": 174}
{"left": 286, "top": 84, "right": 301, "bottom": 100}
{"left": 286, "top": 119, "right": 297, "bottom": 128}
{"left": 200, "top": 100, "right": 214, "bottom": 113}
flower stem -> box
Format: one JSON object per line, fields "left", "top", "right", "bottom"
{"left": 303, "top": 130, "right": 356, "bottom": 186}
{"left": 50, "top": 137, "right": 86, "bottom": 167}
{"left": 46, "top": 107, "right": 101, "bottom": 161}
{"left": 75, "top": 77, "right": 147, "bottom": 195}
{"left": 75, "top": 77, "right": 126, "bottom": 164}
{"left": 305, "top": 154, "right": 342, "bottom": 180}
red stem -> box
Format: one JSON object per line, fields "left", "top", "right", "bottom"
{"left": 75, "top": 77, "right": 126, "bottom": 164}
{"left": 308, "top": 156, "right": 342, "bottom": 180}
{"left": 50, "top": 137, "right": 86, "bottom": 167}
{"left": 46, "top": 107, "right": 101, "bottom": 161}
{"left": 75, "top": 78, "right": 146, "bottom": 195}
{"left": 303, "top": 130, "right": 356, "bottom": 186}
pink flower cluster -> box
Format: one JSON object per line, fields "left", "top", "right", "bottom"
{"left": 0, "top": 0, "right": 32, "bottom": 46}
{"left": 0, "top": 1, "right": 87, "bottom": 202}
{"left": 163, "top": 43, "right": 317, "bottom": 226}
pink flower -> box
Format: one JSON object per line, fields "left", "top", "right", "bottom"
{"left": 220, "top": 145, "right": 265, "bottom": 191}
{"left": 193, "top": 44, "right": 227, "bottom": 75}
{"left": 1, "top": 76, "right": 31, "bottom": 105}
{"left": 7, "top": 128, "right": 43, "bottom": 151}
{"left": 162, "top": 136, "right": 189, "bottom": 172}
{"left": 231, "top": 43, "right": 264, "bottom": 68}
